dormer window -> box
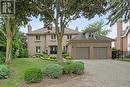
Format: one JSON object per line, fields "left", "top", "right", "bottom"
{"left": 92, "top": 34, "right": 94, "bottom": 37}
{"left": 89, "top": 33, "right": 91, "bottom": 37}
{"left": 88, "top": 33, "right": 94, "bottom": 38}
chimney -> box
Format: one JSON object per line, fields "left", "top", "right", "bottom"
{"left": 117, "top": 19, "right": 123, "bottom": 37}
{"left": 116, "top": 19, "right": 123, "bottom": 50}
{"left": 75, "top": 27, "right": 79, "bottom": 32}
{"left": 28, "top": 24, "right": 32, "bottom": 32}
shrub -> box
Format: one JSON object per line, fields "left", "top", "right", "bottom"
{"left": 0, "top": 65, "right": 10, "bottom": 79}
{"left": 73, "top": 61, "right": 84, "bottom": 75}
{"left": 46, "top": 64, "right": 63, "bottom": 79}
{"left": 24, "top": 68, "right": 43, "bottom": 83}
{"left": 62, "top": 53, "right": 69, "bottom": 58}
{"left": 50, "top": 56, "right": 57, "bottom": 60}
{"left": 0, "top": 52, "right": 5, "bottom": 64}
{"left": 65, "top": 56, "right": 72, "bottom": 60}
{"left": 62, "top": 61, "right": 75, "bottom": 74}
{"left": 125, "top": 55, "right": 130, "bottom": 58}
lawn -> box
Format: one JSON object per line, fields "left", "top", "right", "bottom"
{"left": 117, "top": 58, "right": 130, "bottom": 62}
{"left": 0, "top": 58, "right": 56, "bottom": 87}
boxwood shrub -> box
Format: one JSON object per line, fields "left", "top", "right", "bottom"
{"left": 73, "top": 61, "right": 84, "bottom": 75}
{"left": 62, "top": 61, "right": 75, "bottom": 74}
{"left": 46, "top": 64, "right": 63, "bottom": 79}
{"left": 0, "top": 65, "right": 10, "bottom": 79}
{"left": 24, "top": 68, "right": 43, "bottom": 83}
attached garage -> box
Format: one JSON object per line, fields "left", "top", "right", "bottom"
{"left": 67, "top": 28, "right": 114, "bottom": 59}
{"left": 94, "top": 47, "right": 107, "bottom": 59}
{"left": 75, "top": 47, "right": 89, "bottom": 59}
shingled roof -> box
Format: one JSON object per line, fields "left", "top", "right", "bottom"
{"left": 71, "top": 34, "right": 115, "bottom": 42}
{"left": 27, "top": 27, "right": 80, "bottom": 35}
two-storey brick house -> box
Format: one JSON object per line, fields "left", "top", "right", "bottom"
{"left": 27, "top": 25, "right": 80, "bottom": 56}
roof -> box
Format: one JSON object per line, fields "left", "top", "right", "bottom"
{"left": 27, "top": 27, "right": 80, "bottom": 35}
{"left": 121, "top": 26, "right": 130, "bottom": 37}
{"left": 70, "top": 34, "right": 115, "bottom": 42}
{"left": 83, "top": 28, "right": 97, "bottom": 34}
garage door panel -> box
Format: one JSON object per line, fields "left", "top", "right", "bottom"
{"left": 75, "top": 47, "right": 89, "bottom": 59}
{"left": 94, "top": 47, "right": 107, "bottom": 59}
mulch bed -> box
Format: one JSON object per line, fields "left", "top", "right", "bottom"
{"left": 22, "top": 74, "right": 78, "bottom": 87}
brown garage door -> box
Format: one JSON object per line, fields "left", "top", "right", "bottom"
{"left": 75, "top": 47, "right": 89, "bottom": 59}
{"left": 94, "top": 47, "right": 107, "bottom": 59}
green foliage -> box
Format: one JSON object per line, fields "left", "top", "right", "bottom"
{"left": 73, "top": 61, "right": 85, "bottom": 75}
{"left": 62, "top": 52, "right": 72, "bottom": 60}
{"left": 88, "top": 20, "right": 111, "bottom": 36}
{"left": 112, "top": 48, "right": 118, "bottom": 51}
{"left": 108, "top": 0, "right": 130, "bottom": 25}
{"left": 125, "top": 55, "right": 130, "bottom": 58}
{"left": 0, "top": 52, "right": 5, "bottom": 64}
{"left": 18, "top": 48, "right": 28, "bottom": 58}
{"left": 62, "top": 52, "right": 69, "bottom": 58}
{"left": 62, "top": 61, "right": 75, "bottom": 74}
{"left": 0, "top": 65, "right": 10, "bottom": 79}
{"left": 46, "top": 64, "right": 63, "bottom": 79}
{"left": 24, "top": 68, "right": 43, "bottom": 83}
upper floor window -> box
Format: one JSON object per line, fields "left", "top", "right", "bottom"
{"left": 51, "top": 34, "right": 56, "bottom": 39}
{"left": 36, "top": 35, "right": 40, "bottom": 40}
{"left": 88, "top": 33, "right": 94, "bottom": 38}
{"left": 36, "top": 46, "right": 40, "bottom": 53}
{"left": 67, "top": 35, "right": 72, "bottom": 39}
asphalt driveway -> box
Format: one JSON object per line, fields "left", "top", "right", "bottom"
{"left": 48, "top": 60, "right": 130, "bottom": 87}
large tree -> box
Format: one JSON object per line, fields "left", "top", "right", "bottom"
{"left": 88, "top": 20, "right": 111, "bottom": 36}
{"left": 35, "top": 0, "right": 107, "bottom": 62}
{"left": 0, "top": 0, "right": 37, "bottom": 64}
{"left": 108, "top": 0, "right": 130, "bottom": 25}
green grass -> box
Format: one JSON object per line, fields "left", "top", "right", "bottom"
{"left": 117, "top": 58, "right": 130, "bottom": 62}
{"left": 0, "top": 58, "right": 56, "bottom": 87}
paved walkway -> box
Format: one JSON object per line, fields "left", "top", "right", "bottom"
{"left": 48, "top": 60, "right": 130, "bottom": 87}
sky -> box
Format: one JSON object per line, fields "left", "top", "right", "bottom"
{"left": 20, "top": 14, "right": 117, "bottom": 39}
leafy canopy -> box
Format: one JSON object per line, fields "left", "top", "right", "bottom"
{"left": 108, "top": 0, "right": 130, "bottom": 25}
{"left": 88, "top": 20, "right": 111, "bottom": 36}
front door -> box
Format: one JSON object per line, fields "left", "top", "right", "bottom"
{"left": 50, "top": 46, "right": 57, "bottom": 54}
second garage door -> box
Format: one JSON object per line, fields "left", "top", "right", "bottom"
{"left": 75, "top": 47, "right": 89, "bottom": 59}
{"left": 94, "top": 47, "right": 107, "bottom": 59}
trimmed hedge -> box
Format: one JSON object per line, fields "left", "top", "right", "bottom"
{"left": 0, "top": 65, "right": 10, "bottom": 79}
{"left": 73, "top": 61, "right": 84, "bottom": 75}
{"left": 62, "top": 61, "right": 75, "bottom": 74}
{"left": 24, "top": 68, "right": 43, "bottom": 83}
{"left": 46, "top": 64, "right": 63, "bottom": 79}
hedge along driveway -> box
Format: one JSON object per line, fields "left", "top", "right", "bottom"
{"left": 47, "top": 60, "right": 130, "bottom": 87}
{"left": 0, "top": 58, "right": 56, "bottom": 87}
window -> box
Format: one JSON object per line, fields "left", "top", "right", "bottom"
{"left": 89, "top": 33, "right": 91, "bottom": 37}
{"left": 36, "top": 35, "right": 40, "bottom": 40}
{"left": 36, "top": 46, "right": 40, "bottom": 53}
{"left": 88, "top": 33, "right": 94, "bottom": 38}
{"left": 92, "top": 34, "right": 94, "bottom": 37}
{"left": 67, "top": 35, "right": 72, "bottom": 39}
{"left": 51, "top": 34, "right": 56, "bottom": 39}
{"left": 50, "top": 46, "right": 57, "bottom": 54}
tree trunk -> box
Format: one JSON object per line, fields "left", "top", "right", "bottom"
{"left": 5, "top": 36, "right": 12, "bottom": 64}
{"left": 5, "top": 16, "right": 12, "bottom": 64}
{"left": 57, "top": 37, "right": 63, "bottom": 62}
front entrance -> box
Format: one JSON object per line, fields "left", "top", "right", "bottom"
{"left": 50, "top": 46, "right": 57, "bottom": 54}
